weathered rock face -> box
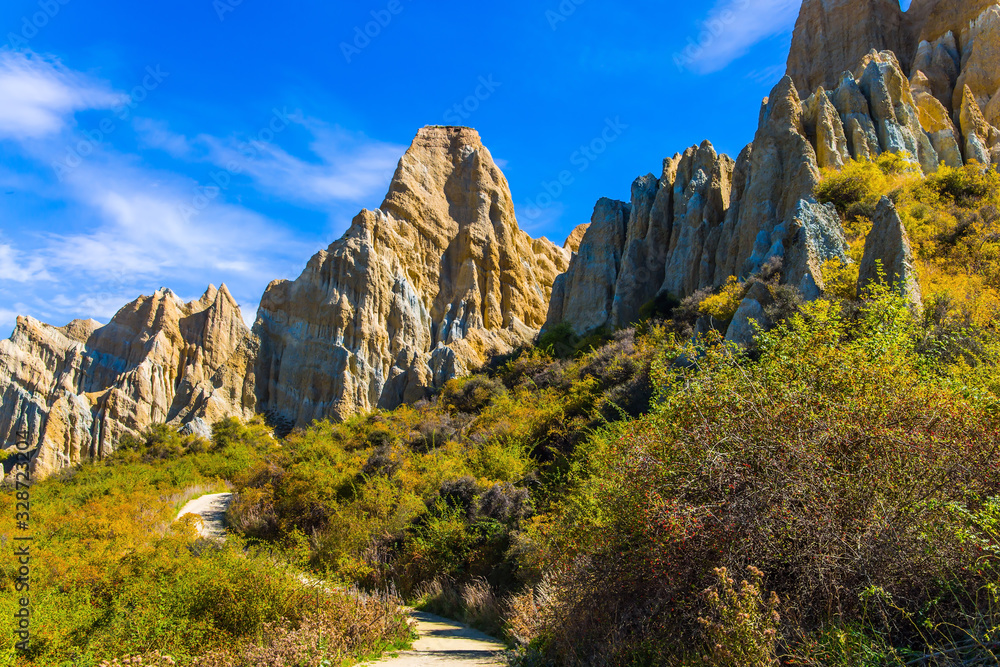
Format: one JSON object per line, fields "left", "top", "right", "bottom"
{"left": 563, "top": 223, "right": 590, "bottom": 254}
{"left": 716, "top": 76, "right": 847, "bottom": 301}
{"left": 786, "top": 0, "right": 910, "bottom": 94}
{"left": 788, "top": 0, "right": 1000, "bottom": 169}
{"left": 725, "top": 282, "right": 776, "bottom": 349}
{"left": 960, "top": 84, "right": 1000, "bottom": 165}
{"left": 254, "top": 126, "right": 569, "bottom": 428}
{"left": 0, "top": 286, "right": 256, "bottom": 478}
{"left": 661, "top": 143, "right": 736, "bottom": 300}
{"left": 547, "top": 141, "right": 743, "bottom": 335}
{"left": 551, "top": 42, "right": 963, "bottom": 338}
{"left": 548, "top": 75, "right": 851, "bottom": 336}
{"left": 857, "top": 197, "right": 923, "bottom": 310}
{"left": 545, "top": 198, "right": 631, "bottom": 334}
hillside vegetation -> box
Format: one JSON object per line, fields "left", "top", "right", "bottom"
{"left": 0, "top": 422, "right": 412, "bottom": 667}
{"left": 3, "top": 157, "right": 1000, "bottom": 667}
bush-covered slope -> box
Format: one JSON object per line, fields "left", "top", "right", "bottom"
{"left": 223, "top": 159, "right": 1000, "bottom": 666}
{"left": 5, "top": 157, "right": 1000, "bottom": 667}
{"left": 0, "top": 421, "right": 411, "bottom": 667}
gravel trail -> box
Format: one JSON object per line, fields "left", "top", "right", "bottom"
{"left": 366, "top": 611, "right": 505, "bottom": 666}
{"left": 175, "top": 493, "right": 504, "bottom": 664}
{"left": 174, "top": 492, "right": 232, "bottom": 539}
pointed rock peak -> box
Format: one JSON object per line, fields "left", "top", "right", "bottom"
{"left": 415, "top": 125, "right": 483, "bottom": 144}
{"left": 197, "top": 283, "right": 243, "bottom": 321}
{"left": 762, "top": 76, "right": 805, "bottom": 130}
{"left": 399, "top": 126, "right": 493, "bottom": 171}
{"left": 195, "top": 284, "right": 219, "bottom": 309}
{"left": 379, "top": 125, "right": 510, "bottom": 234}
{"left": 254, "top": 124, "right": 569, "bottom": 428}
{"left": 858, "top": 196, "right": 922, "bottom": 310}
{"left": 1, "top": 284, "right": 255, "bottom": 478}
{"left": 564, "top": 223, "right": 590, "bottom": 253}
{"left": 768, "top": 76, "right": 802, "bottom": 108}
{"left": 856, "top": 48, "right": 904, "bottom": 78}
{"left": 57, "top": 318, "right": 103, "bottom": 344}
{"left": 211, "top": 283, "right": 238, "bottom": 307}
{"left": 960, "top": 84, "right": 993, "bottom": 138}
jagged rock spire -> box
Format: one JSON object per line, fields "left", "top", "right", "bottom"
{"left": 253, "top": 126, "right": 570, "bottom": 427}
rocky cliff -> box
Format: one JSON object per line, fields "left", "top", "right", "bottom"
{"left": 549, "top": 0, "right": 1000, "bottom": 337}
{"left": 0, "top": 285, "right": 255, "bottom": 478}
{"left": 4, "top": 0, "right": 998, "bottom": 473}
{"left": 253, "top": 126, "right": 569, "bottom": 429}
{"left": 788, "top": 0, "right": 1000, "bottom": 168}
{"left": 1, "top": 127, "right": 570, "bottom": 473}
{"left": 547, "top": 73, "right": 852, "bottom": 335}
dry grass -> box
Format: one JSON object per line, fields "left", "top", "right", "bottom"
{"left": 101, "top": 589, "right": 412, "bottom": 667}
{"left": 414, "top": 576, "right": 504, "bottom": 637}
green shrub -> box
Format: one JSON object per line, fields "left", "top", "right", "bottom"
{"left": 638, "top": 292, "right": 682, "bottom": 322}
{"left": 441, "top": 375, "right": 507, "bottom": 414}
{"left": 537, "top": 322, "right": 579, "bottom": 358}
{"left": 0, "top": 420, "right": 411, "bottom": 667}
{"left": 507, "top": 288, "right": 1000, "bottom": 664}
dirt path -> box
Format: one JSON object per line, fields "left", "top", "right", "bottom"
{"left": 174, "top": 492, "right": 232, "bottom": 539}
{"left": 367, "top": 611, "right": 505, "bottom": 666}
{"left": 174, "top": 493, "right": 504, "bottom": 664}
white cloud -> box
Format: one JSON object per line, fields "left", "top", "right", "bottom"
{"left": 0, "top": 308, "right": 18, "bottom": 336}
{"left": 0, "top": 237, "right": 52, "bottom": 283}
{"left": 0, "top": 50, "right": 122, "bottom": 139}
{"left": 678, "top": 0, "right": 800, "bottom": 74}
{"left": 0, "top": 49, "right": 406, "bottom": 330}
{"left": 133, "top": 117, "right": 192, "bottom": 157}
{"left": 200, "top": 119, "right": 404, "bottom": 206}
{"left": 43, "top": 156, "right": 316, "bottom": 288}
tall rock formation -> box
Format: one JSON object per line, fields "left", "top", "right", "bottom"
{"left": 857, "top": 197, "right": 923, "bottom": 310}
{"left": 545, "top": 0, "right": 1000, "bottom": 338}
{"left": 254, "top": 126, "right": 569, "bottom": 428}
{"left": 548, "top": 76, "right": 849, "bottom": 336}
{"left": 786, "top": 0, "right": 911, "bottom": 94}
{"left": 545, "top": 198, "right": 631, "bottom": 334}
{"left": 714, "top": 76, "right": 846, "bottom": 300}
{"left": 0, "top": 286, "right": 255, "bottom": 478}
{"left": 788, "top": 0, "right": 1000, "bottom": 169}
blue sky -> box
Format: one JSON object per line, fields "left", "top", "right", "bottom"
{"left": 0, "top": 0, "right": 858, "bottom": 333}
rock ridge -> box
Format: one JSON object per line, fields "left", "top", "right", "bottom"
{"left": 0, "top": 285, "right": 255, "bottom": 478}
